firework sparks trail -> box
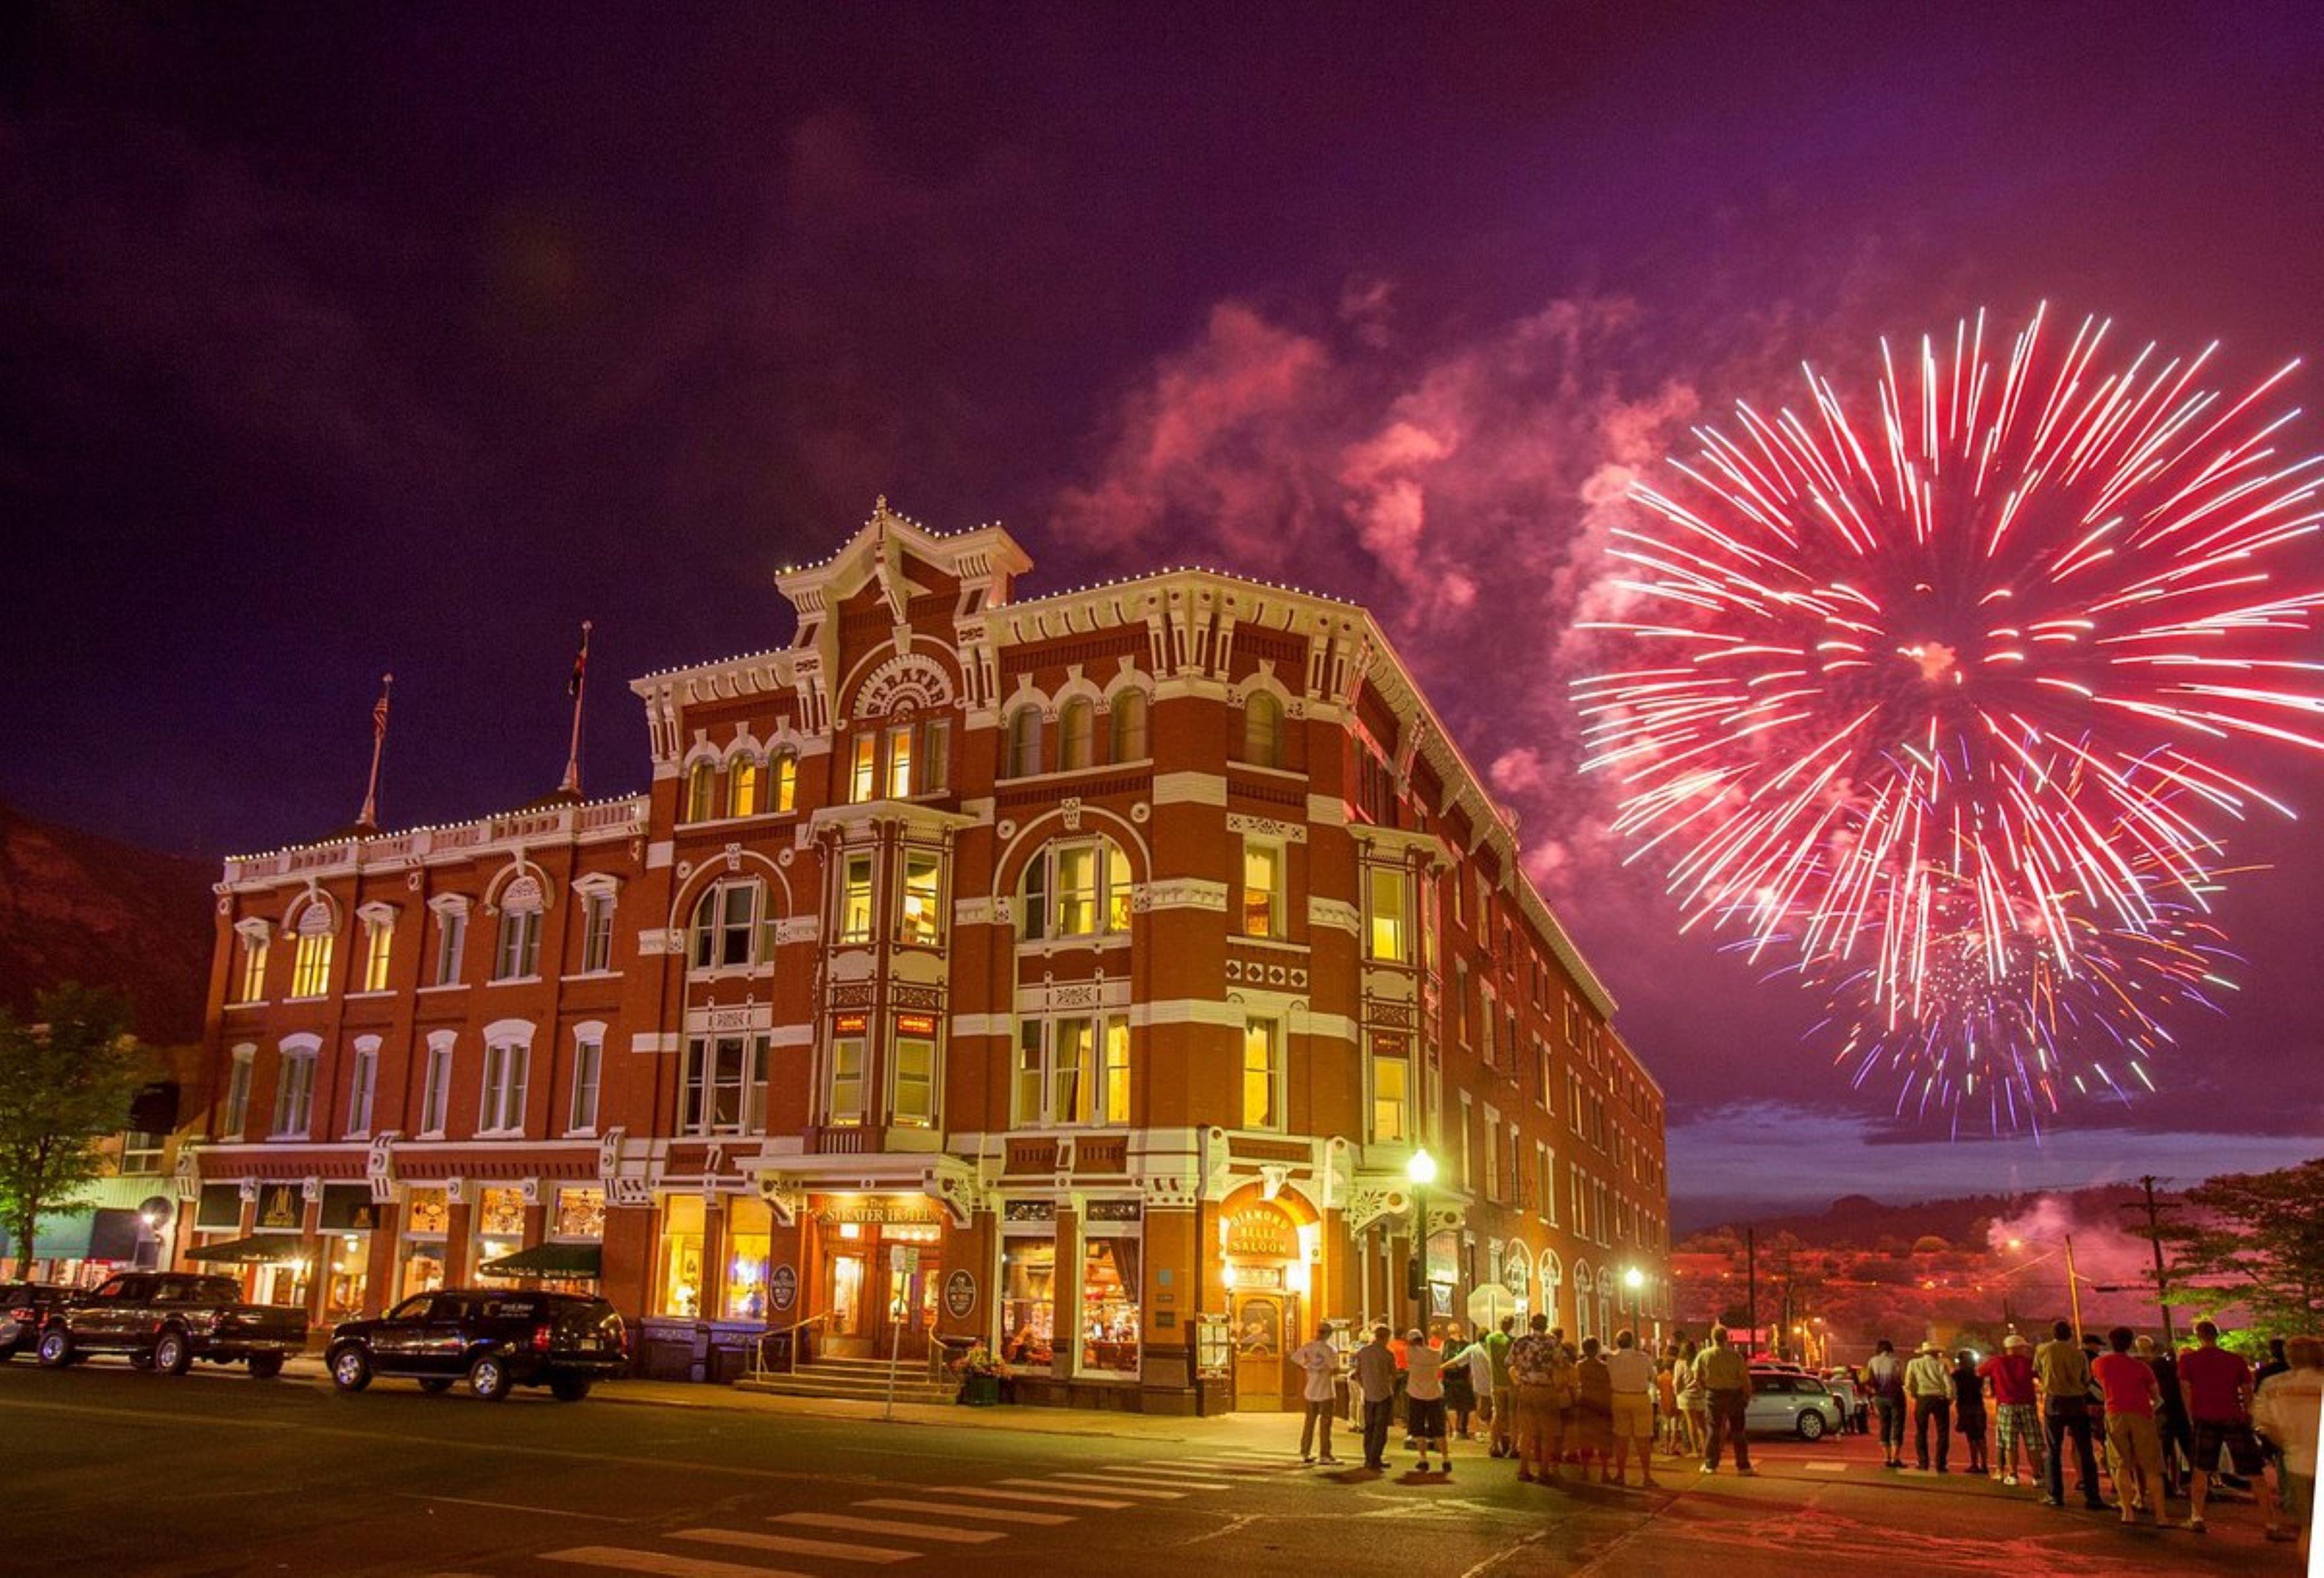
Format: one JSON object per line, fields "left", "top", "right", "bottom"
{"left": 1577, "top": 309, "right": 2323, "bottom": 1112}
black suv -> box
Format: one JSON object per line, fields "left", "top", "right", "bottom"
{"left": 1, "top": 1283, "right": 80, "bottom": 1360}
{"left": 326, "top": 1289, "right": 627, "bottom": 1401}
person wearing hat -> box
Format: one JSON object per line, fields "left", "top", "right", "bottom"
{"left": 1904, "top": 1338, "right": 1957, "bottom": 1472}
{"left": 1403, "top": 1328, "right": 1452, "bottom": 1475}
{"left": 1979, "top": 1334, "right": 2045, "bottom": 1487}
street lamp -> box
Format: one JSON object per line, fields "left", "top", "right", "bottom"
{"left": 1405, "top": 1148, "right": 1436, "bottom": 1311}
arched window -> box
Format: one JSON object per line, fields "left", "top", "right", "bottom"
{"left": 1059, "top": 698, "right": 1095, "bottom": 771}
{"left": 1019, "top": 837, "right": 1133, "bottom": 940}
{"left": 1109, "top": 690, "right": 1149, "bottom": 761}
{"left": 772, "top": 751, "right": 798, "bottom": 813}
{"left": 689, "top": 879, "right": 761, "bottom": 971}
{"left": 289, "top": 903, "right": 336, "bottom": 999}
{"left": 1243, "top": 690, "right": 1284, "bottom": 768}
{"left": 728, "top": 757, "right": 761, "bottom": 818}
{"left": 493, "top": 876, "right": 545, "bottom": 981}
{"left": 686, "top": 761, "right": 717, "bottom": 822}
{"left": 1005, "top": 707, "right": 1043, "bottom": 778}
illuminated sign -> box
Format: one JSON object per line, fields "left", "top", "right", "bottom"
{"left": 1224, "top": 1203, "right": 1297, "bottom": 1260}
{"left": 834, "top": 1013, "right": 869, "bottom": 1034}
{"left": 896, "top": 1013, "right": 937, "bottom": 1036}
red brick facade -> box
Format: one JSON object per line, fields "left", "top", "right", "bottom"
{"left": 190, "top": 503, "right": 1670, "bottom": 1409}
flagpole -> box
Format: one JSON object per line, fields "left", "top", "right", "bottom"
{"left": 357, "top": 673, "right": 393, "bottom": 830}
{"left": 560, "top": 621, "right": 592, "bottom": 797}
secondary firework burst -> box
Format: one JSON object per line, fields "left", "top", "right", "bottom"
{"left": 1576, "top": 306, "right": 2323, "bottom": 1092}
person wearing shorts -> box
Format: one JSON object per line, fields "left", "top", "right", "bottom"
{"left": 1403, "top": 1328, "right": 1451, "bottom": 1476}
{"left": 2180, "top": 1320, "right": 2280, "bottom": 1534}
{"left": 1506, "top": 1314, "right": 1560, "bottom": 1484}
{"left": 1604, "top": 1328, "right": 1662, "bottom": 1488}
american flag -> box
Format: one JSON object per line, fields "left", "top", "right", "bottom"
{"left": 568, "top": 621, "right": 592, "bottom": 698}
{"left": 372, "top": 675, "right": 393, "bottom": 739}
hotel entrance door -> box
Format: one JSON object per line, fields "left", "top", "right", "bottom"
{"left": 1230, "top": 1289, "right": 1295, "bottom": 1410}
{"left": 822, "top": 1249, "right": 868, "bottom": 1355}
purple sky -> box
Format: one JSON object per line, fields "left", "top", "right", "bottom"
{"left": 6, "top": 3, "right": 2321, "bottom": 1217}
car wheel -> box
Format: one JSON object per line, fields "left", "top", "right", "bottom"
{"left": 548, "top": 1373, "right": 592, "bottom": 1403}
{"left": 469, "top": 1353, "right": 511, "bottom": 1401}
{"left": 329, "top": 1346, "right": 373, "bottom": 1393}
{"left": 418, "top": 1377, "right": 455, "bottom": 1395}
{"left": 247, "top": 1352, "right": 284, "bottom": 1380}
{"left": 154, "top": 1330, "right": 192, "bottom": 1376}
{"left": 1796, "top": 1408, "right": 1827, "bottom": 1441}
{"left": 35, "top": 1329, "right": 72, "bottom": 1369}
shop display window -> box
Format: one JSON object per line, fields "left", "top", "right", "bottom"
{"left": 660, "top": 1195, "right": 705, "bottom": 1316}
{"left": 1080, "top": 1238, "right": 1141, "bottom": 1375}
{"left": 554, "top": 1187, "right": 606, "bottom": 1240}
{"left": 725, "top": 1197, "right": 771, "bottom": 1322}
{"left": 1000, "top": 1239, "right": 1055, "bottom": 1366}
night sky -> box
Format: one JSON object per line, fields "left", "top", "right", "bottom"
{"left": 7, "top": 2, "right": 2321, "bottom": 1222}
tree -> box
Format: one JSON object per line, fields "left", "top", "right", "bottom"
{"left": 0, "top": 985, "right": 147, "bottom": 1277}
{"left": 2154, "top": 1158, "right": 2324, "bottom": 1342}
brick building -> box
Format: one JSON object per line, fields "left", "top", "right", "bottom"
{"left": 188, "top": 502, "right": 1670, "bottom": 1410}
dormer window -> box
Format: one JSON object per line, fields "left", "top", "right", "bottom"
{"left": 772, "top": 751, "right": 799, "bottom": 813}
{"left": 1243, "top": 690, "right": 1284, "bottom": 768}
{"left": 729, "top": 757, "right": 761, "bottom": 817}
{"left": 1059, "top": 698, "right": 1096, "bottom": 771}
{"left": 1005, "top": 706, "right": 1043, "bottom": 778}
{"left": 686, "top": 760, "right": 718, "bottom": 822}
{"left": 1110, "top": 690, "right": 1149, "bottom": 761}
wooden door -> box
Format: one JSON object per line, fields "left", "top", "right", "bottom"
{"left": 1230, "top": 1291, "right": 1292, "bottom": 1410}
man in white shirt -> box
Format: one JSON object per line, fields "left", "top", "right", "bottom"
{"left": 1604, "top": 1328, "right": 1662, "bottom": 1488}
{"left": 1905, "top": 1340, "right": 1957, "bottom": 1472}
{"left": 1289, "top": 1325, "right": 1344, "bottom": 1465}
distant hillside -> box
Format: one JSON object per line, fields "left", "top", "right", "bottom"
{"left": 1682, "top": 1185, "right": 2148, "bottom": 1252}
{"left": 0, "top": 800, "right": 214, "bottom": 1043}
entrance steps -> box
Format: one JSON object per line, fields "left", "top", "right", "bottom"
{"left": 733, "top": 1352, "right": 957, "bottom": 1405}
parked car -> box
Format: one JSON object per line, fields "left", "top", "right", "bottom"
{"left": 2, "top": 1282, "right": 81, "bottom": 1360}
{"left": 34, "top": 1272, "right": 307, "bottom": 1376}
{"left": 1745, "top": 1369, "right": 1844, "bottom": 1440}
{"left": 326, "top": 1289, "right": 627, "bottom": 1401}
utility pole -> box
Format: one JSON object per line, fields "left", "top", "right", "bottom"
{"left": 1745, "top": 1226, "right": 1758, "bottom": 1358}
{"left": 2064, "top": 1234, "right": 2085, "bottom": 1343}
{"left": 2122, "top": 1175, "right": 2180, "bottom": 1348}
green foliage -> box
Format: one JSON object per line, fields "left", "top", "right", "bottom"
{"left": 0, "top": 985, "right": 148, "bottom": 1275}
{"left": 2155, "top": 1157, "right": 2324, "bottom": 1343}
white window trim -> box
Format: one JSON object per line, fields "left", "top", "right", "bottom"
{"left": 567, "top": 1020, "right": 606, "bottom": 1136}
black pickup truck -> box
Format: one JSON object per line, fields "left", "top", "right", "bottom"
{"left": 34, "top": 1271, "right": 309, "bottom": 1377}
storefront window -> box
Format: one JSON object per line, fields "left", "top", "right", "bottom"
{"left": 554, "top": 1187, "right": 606, "bottom": 1240}
{"left": 399, "top": 1187, "right": 449, "bottom": 1301}
{"left": 725, "top": 1197, "right": 771, "bottom": 1322}
{"left": 325, "top": 1234, "right": 367, "bottom": 1321}
{"left": 476, "top": 1185, "right": 525, "bottom": 1272}
{"left": 1000, "top": 1239, "right": 1055, "bottom": 1366}
{"left": 1080, "top": 1238, "right": 1141, "bottom": 1375}
{"left": 660, "top": 1195, "right": 705, "bottom": 1316}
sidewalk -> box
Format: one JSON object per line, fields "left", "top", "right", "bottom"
{"left": 278, "top": 1352, "right": 1279, "bottom": 1442}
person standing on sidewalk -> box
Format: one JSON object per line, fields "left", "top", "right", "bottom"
{"left": 2252, "top": 1335, "right": 2320, "bottom": 1557}
{"left": 1440, "top": 1322, "right": 1479, "bottom": 1441}
{"left": 1290, "top": 1325, "right": 1343, "bottom": 1465}
{"left": 2179, "top": 1319, "right": 2280, "bottom": 1536}
{"left": 2035, "top": 1319, "right": 2108, "bottom": 1510}
{"left": 1405, "top": 1328, "right": 1451, "bottom": 1475}
{"left": 1679, "top": 1338, "right": 1710, "bottom": 1458}
{"left": 1605, "top": 1329, "right": 1661, "bottom": 1488}
{"left": 1952, "top": 1349, "right": 1989, "bottom": 1476}
{"left": 1905, "top": 1340, "right": 1954, "bottom": 1472}
{"left": 2138, "top": 1335, "right": 2192, "bottom": 1500}
{"left": 1575, "top": 1335, "right": 1615, "bottom": 1481}
{"left": 1353, "top": 1324, "right": 1399, "bottom": 1473}
{"left": 1865, "top": 1338, "right": 1908, "bottom": 1468}
{"left": 1980, "top": 1334, "right": 2044, "bottom": 1487}
{"left": 1695, "top": 1325, "right": 1755, "bottom": 1477}
{"left": 1461, "top": 1328, "right": 1495, "bottom": 1449}
{"left": 1485, "top": 1314, "right": 1517, "bottom": 1459}
{"left": 1506, "top": 1314, "right": 1559, "bottom": 1485}
{"left": 2091, "top": 1325, "right": 2164, "bottom": 1525}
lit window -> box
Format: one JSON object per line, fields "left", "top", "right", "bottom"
{"left": 1241, "top": 839, "right": 1284, "bottom": 938}
{"left": 234, "top": 928, "right": 269, "bottom": 1003}
{"left": 419, "top": 1038, "right": 453, "bottom": 1137}
{"left": 221, "top": 1046, "right": 255, "bottom": 1139}
{"left": 271, "top": 1046, "right": 317, "bottom": 1138}
{"left": 1242, "top": 1018, "right": 1281, "bottom": 1130}
{"left": 682, "top": 1034, "right": 766, "bottom": 1135}
{"left": 1006, "top": 707, "right": 1043, "bottom": 778}
{"left": 1014, "top": 1015, "right": 1131, "bottom": 1127}
{"left": 580, "top": 889, "right": 615, "bottom": 973}
{"left": 1243, "top": 691, "right": 1284, "bottom": 768}
{"left": 886, "top": 724, "right": 914, "bottom": 797}
{"left": 479, "top": 1039, "right": 530, "bottom": 1134}
{"left": 850, "top": 733, "right": 877, "bottom": 802}
{"left": 568, "top": 1036, "right": 602, "bottom": 1133}
{"left": 839, "top": 854, "right": 875, "bottom": 944}
{"left": 1059, "top": 698, "right": 1095, "bottom": 771}
{"left": 1372, "top": 1042, "right": 1409, "bottom": 1142}
{"left": 360, "top": 913, "right": 393, "bottom": 992}
{"left": 689, "top": 880, "right": 758, "bottom": 970}
{"left": 1101, "top": 1017, "right": 1131, "bottom": 1124}
{"left": 729, "top": 758, "right": 761, "bottom": 817}
{"left": 772, "top": 751, "right": 798, "bottom": 813}
{"left": 1014, "top": 1020, "right": 1045, "bottom": 1125}
{"left": 346, "top": 1045, "right": 378, "bottom": 1136}
{"left": 899, "top": 850, "right": 944, "bottom": 946}
{"left": 1109, "top": 690, "right": 1148, "bottom": 761}
{"left": 891, "top": 1022, "right": 937, "bottom": 1127}
{"left": 1367, "top": 865, "right": 1410, "bottom": 963}
{"left": 827, "top": 1033, "right": 865, "bottom": 1125}
{"left": 1056, "top": 843, "right": 1097, "bottom": 936}
{"left": 686, "top": 761, "right": 717, "bottom": 822}
{"left": 1020, "top": 838, "right": 1133, "bottom": 940}
{"left": 290, "top": 908, "right": 335, "bottom": 998}
{"left": 917, "top": 718, "right": 950, "bottom": 794}
{"left": 1053, "top": 1017, "right": 1095, "bottom": 1124}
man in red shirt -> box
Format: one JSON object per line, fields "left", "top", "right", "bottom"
{"left": 2179, "top": 1319, "right": 2280, "bottom": 1534}
{"left": 1980, "top": 1334, "right": 2044, "bottom": 1487}
{"left": 2092, "top": 1326, "right": 2163, "bottom": 1525}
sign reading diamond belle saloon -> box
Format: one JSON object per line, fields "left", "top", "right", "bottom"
{"left": 191, "top": 500, "right": 1670, "bottom": 1413}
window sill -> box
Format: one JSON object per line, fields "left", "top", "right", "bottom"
{"left": 685, "top": 963, "right": 775, "bottom": 981}
{"left": 266, "top": 1133, "right": 312, "bottom": 1142}
{"left": 565, "top": 1127, "right": 597, "bottom": 1140}
{"left": 487, "top": 975, "right": 543, "bottom": 987}
{"left": 225, "top": 1000, "right": 268, "bottom": 1011}
{"left": 1014, "top": 934, "right": 1131, "bottom": 957}
{"left": 997, "top": 758, "right": 1152, "bottom": 788}
{"left": 286, "top": 994, "right": 329, "bottom": 1004}
{"left": 474, "top": 1128, "right": 526, "bottom": 1140}
{"left": 418, "top": 983, "right": 469, "bottom": 994}
{"left": 347, "top": 990, "right": 394, "bottom": 1001}
{"left": 1231, "top": 934, "right": 1309, "bottom": 954}
{"left": 560, "top": 971, "right": 623, "bottom": 983}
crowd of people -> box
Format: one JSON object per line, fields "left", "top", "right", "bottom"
{"left": 1283, "top": 1314, "right": 2320, "bottom": 1560}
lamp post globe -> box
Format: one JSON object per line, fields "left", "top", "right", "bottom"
{"left": 1407, "top": 1148, "right": 1437, "bottom": 1187}
{"left": 1405, "top": 1147, "right": 1436, "bottom": 1312}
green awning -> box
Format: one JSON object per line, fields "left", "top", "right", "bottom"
{"left": 478, "top": 1242, "right": 601, "bottom": 1278}
{"left": 185, "top": 1234, "right": 307, "bottom": 1265}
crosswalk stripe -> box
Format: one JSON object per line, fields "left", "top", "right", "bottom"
{"left": 772, "top": 1513, "right": 1002, "bottom": 1546}
{"left": 675, "top": 1529, "right": 917, "bottom": 1565}
{"left": 853, "top": 1498, "right": 1074, "bottom": 1527}
{"left": 1079, "top": 1468, "right": 1235, "bottom": 1488}
{"left": 997, "top": 1476, "right": 1182, "bottom": 1501}
{"left": 935, "top": 1485, "right": 1135, "bottom": 1510}
{"left": 542, "top": 1549, "right": 812, "bottom": 1578}
{"left": 1134, "top": 1459, "right": 1277, "bottom": 1474}
{"left": 1037, "top": 1474, "right": 1210, "bottom": 1496}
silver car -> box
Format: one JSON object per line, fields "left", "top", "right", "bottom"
{"left": 1745, "top": 1369, "right": 1844, "bottom": 1440}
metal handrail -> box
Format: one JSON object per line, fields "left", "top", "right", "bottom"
{"left": 746, "top": 1311, "right": 836, "bottom": 1380}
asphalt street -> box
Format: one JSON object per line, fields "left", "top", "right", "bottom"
{"left": 3, "top": 1359, "right": 2301, "bottom": 1577}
